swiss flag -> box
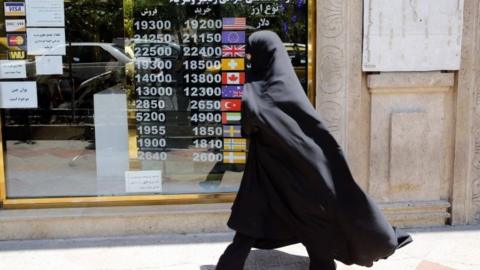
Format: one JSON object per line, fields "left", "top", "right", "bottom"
{"left": 221, "top": 99, "right": 242, "bottom": 111}
{"left": 222, "top": 72, "right": 245, "bottom": 85}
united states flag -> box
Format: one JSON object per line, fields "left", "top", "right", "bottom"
{"left": 222, "top": 45, "right": 246, "bottom": 57}
{"left": 223, "top": 17, "right": 247, "bottom": 30}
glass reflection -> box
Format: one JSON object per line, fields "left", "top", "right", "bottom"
{"left": 1, "top": 0, "right": 308, "bottom": 198}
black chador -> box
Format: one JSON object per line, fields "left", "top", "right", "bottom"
{"left": 217, "top": 31, "right": 411, "bottom": 270}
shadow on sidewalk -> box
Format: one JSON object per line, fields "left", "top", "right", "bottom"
{"left": 201, "top": 249, "right": 309, "bottom": 270}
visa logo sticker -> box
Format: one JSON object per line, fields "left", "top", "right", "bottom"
{"left": 5, "top": 19, "right": 26, "bottom": 32}
{"left": 8, "top": 51, "right": 27, "bottom": 60}
{"left": 4, "top": 2, "right": 26, "bottom": 17}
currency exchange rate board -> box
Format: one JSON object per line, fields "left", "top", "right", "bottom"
{"left": 131, "top": 0, "right": 308, "bottom": 190}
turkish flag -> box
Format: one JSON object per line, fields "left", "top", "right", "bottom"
{"left": 221, "top": 99, "right": 242, "bottom": 111}
{"left": 222, "top": 72, "right": 245, "bottom": 85}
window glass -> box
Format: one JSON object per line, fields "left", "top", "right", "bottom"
{"left": 1, "top": 0, "right": 308, "bottom": 198}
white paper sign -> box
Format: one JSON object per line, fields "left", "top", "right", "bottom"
{"left": 5, "top": 19, "right": 26, "bottom": 32}
{"left": 26, "top": 0, "right": 65, "bottom": 27}
{"left": 27, "top": 28, "right": 66, "bottom": 55}
{"left": 0, "top": 60, "right": 27, "bottom": 79}
{"left": 125, "top": 171, "right": 163, "bottom": 193}
{"left": 363, "top": 0, "right": 464, "bottom": 71}
{"left": 35, "top": 56, "right": 63, "bottom": 75}
{"left": 0, "top": 82, "right": 38, "bottom": 109}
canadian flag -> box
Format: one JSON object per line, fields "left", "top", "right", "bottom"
{"left": 222, "top": 72, "right": 245, "bottom": 85}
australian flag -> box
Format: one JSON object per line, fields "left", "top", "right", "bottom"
{"left": 222, "top": 86, "right": 244, "bottom": 98}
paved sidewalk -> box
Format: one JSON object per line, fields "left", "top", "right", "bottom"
{"left": 0, "top": 225, "right": 479, "bottom": 270}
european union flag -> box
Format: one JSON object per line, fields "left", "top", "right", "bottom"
{"left": 222, "top": 31, "right": 246, "bottom": 44}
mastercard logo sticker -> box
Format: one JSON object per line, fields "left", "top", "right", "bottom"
{"left": 7, "top": 34, "right": 26, "bottom": 47}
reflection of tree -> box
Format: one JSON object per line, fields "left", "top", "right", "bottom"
{"left": 221, "top": 0, "right": 307, "bottom": 44}
{"left": 129, "top": 0, "right": 307, "bottom": 44}
{"left": 124, "top": 0, "right": 134, "bottom": 38}
{"left": 65, "top": 0, "right": 124, "bottom": 42}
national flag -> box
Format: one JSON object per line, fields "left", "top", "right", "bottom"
{"left": 223, "top": 151, "right": 246, "bottom": 164}
{"left": 224, "top": 138, "right": 247, "bottom": 151}
{"left": 223, "top": 125, "right": 242, "bottom": 138}
{"left": 222, "top": 86, "right": 244, "bottom": 98}
{"left": 222, "top": 112, "right": 242, "bottom": 124}
{"left": 7, "top": 34, "right": 26, "bottom": 47}
{"left": 222, "top": 31, "right": 246, "bottom": 44}
{"left": 221, "top": 99, "right": 242, "bottom": 112}
{"left": 221, "top": 58, "right": 245, "bottom": 71}
{"left": 222, "top": 72, "right": 245, "bottom": 84}
{"left": 222, "top": 17, "right": 247, "bottom": 30}
{"left": 222, "top": 45, "right": 246, "bottom": 57}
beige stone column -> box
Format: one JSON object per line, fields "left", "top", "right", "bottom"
{"left": 316, "top": 0, "right": 369, "bottom": 190}
{"left": 454, "top": 0, "right": 480, "bottom": 225}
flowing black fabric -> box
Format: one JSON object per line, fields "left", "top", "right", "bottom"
{"left": 227, "top": 31, "right": 412, "bottom": 267}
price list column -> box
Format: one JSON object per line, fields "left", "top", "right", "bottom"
{"left": 184, "top": 16, "right": 248, "bottom": 165}
{"left": 182, "top": 17, "right": 224, "bottom": 163}
{"left": 133, "top": 8, "right": 173, "bottom": 162}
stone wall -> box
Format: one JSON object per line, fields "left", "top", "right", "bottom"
{"left": 315, "top": 0, "right": 476, "bottom": 226}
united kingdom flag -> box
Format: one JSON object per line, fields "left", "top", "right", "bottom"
{"left": 222, "top": 45, "right": 246, "bottom": 57}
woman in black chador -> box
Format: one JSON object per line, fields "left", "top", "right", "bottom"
{"left": 215, "top": 31, "right": 412, "bottom": 270}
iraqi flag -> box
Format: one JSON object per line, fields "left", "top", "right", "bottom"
{"left": 222, "top": 72, "right": 245, "bottom": 85}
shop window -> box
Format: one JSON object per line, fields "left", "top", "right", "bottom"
{"left": 0, "top": 0, "right": 311, "bottom": 202}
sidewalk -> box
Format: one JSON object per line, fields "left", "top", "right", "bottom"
{"left": 0, "top": 225, "right": 479, "bottom": 270}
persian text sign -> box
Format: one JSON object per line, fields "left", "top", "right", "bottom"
{"left": 0, "top": 60, "right": 27, "bottom": 79}
{"left": 125, "top": 171, "right": 163, "bottom": 193}
{"left": 27, "top": 28, "right": 66, "bottom": 55}
{"left": 26, "top": 0, "right": 65, "bottom": 27}
{"left": 0, "top": 82, "right": 38, "bottom": 109}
